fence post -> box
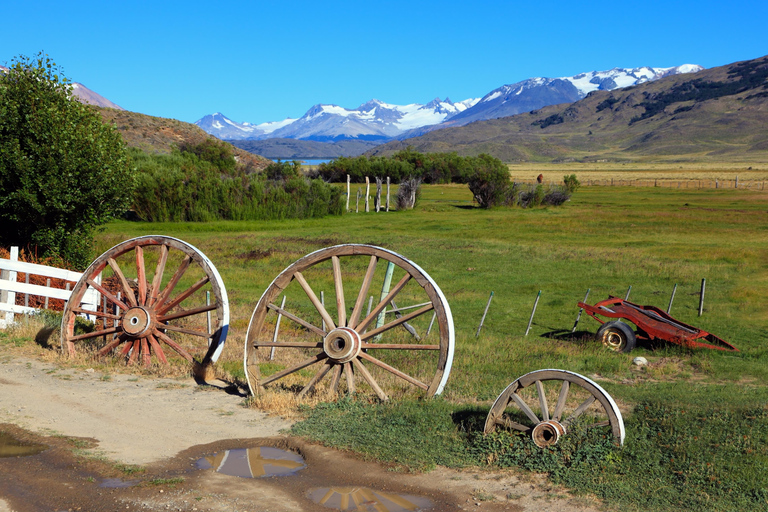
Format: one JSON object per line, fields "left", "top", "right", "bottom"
{"left": 476, "top": 291, "right": 494, "bottom": 338}
{"left": 386, "top": 177, "right": 390, "bottom": 212}
{"left": 365, "top": 177, "right": 370, "bottom": 212}
{"left": 525, "top": 290, "right": 541, "bottom": 336}
{"left": 375, "top": 262, "right": 395, "bottom": 340}
{"left": 572, "top": 288, "right": 590, "bottom": 333}
{"left": 698, "top": 278, "right": 706, "bottom": 317}
{"left": 0, "top": 247, "right": 19, "bottom": 326}
{"left": 346, "top": 175, "right": 350, "bottom": 212}
{"left": 270, "top": 295, "right": 287, "bottom": 360}
{"left": 624, "top": 285, "right": 632, "bottom": 301}
{"left": 667, "top": 283, "right": 677, "bottom": 314}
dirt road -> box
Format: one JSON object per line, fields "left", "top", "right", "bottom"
{"left": 0, "top": 356, "right": 601, "bottom": 512}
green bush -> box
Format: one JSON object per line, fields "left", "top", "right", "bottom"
{"left": 0, "top": 52, "right": 134, "bottom": 268}
{"left": 563, "top": 174, "right": 581, "bottom": 194}
{"left": 466, "top": 154, "right": 511, "bottom": 208}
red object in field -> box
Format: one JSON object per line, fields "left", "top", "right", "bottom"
{"left": 578, "top": 297, "right": 738, "bottom": 352}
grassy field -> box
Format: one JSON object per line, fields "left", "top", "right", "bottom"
{"left": 4, "top": 182, "right": 767, "bottom": 511}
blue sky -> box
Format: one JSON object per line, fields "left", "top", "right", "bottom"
{"left": 3, "top": 0, "right": 766, "bottom": 125}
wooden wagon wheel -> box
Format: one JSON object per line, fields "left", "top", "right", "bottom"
{"left": 61, "top": 236, "right": 229, "bottom": 369}
{"left": 484, "top": 369, "right": 624, "bottom": 446}
{"left": 244, "top": 244, "right": 454, "bottom": 400}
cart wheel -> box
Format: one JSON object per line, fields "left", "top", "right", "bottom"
{"left": 244, "top": 244, "right": 454, "bottom": 400}
{"left": 61, "top": 236, "right": 229, "bottom": 369}
{"left": 484, "top": 369, "right": 625, "bottom": 446}
{"left": 597, "top": 321, "right": 636, "bottom": 353}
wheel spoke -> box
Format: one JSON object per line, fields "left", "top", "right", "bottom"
{"left": 157, "top": 276, "right": 210, "bottom": 315}
{"left": 141, "top": 338, "right": 151, "bottom": 366}
{"left": 148, "top": 244, "right": 169, "bottom": 306}
{"left": 261, "top": 352, "right": 328, "bottom": 386}
{"left": 155, "top": 255, "right": 192, "bottom": 307}
{"left": 360, "top": 303, "right": 434, "bottom": 341}
{"left": 293, "top": 271, "right": 336, "bottom": 331}
{"left": 331, "top": 256, "right": 347, "bottom": 327}
{"left": 68, "top": 325, "right": 121, "bottom": 343}
{"left": 298, "top": 361, "right": 334, "bottom": 398}
{"left": 360, "top": 343, "right": 439, "bottom": 350}
{"left": 352, "top": 358, "right": 388, "bottom": 401}
{"left": 71, "top": 307, "right": 120, "bottom": 321}
{"left": 267, "top": 303, "right": 325, "bottom": 337}
{"left": 356, "top": 273, "right": 412, "bottom": 333}
{"left": 160, "top": 323, "right": 211, "bottom": 338}
{"left": 552, "top": 380, "right": 570, "bottom": 421}
{"left": 535, "top": 380, "right": 549, "bottom": 421}
{"left": 86, "top": 278, "right": 129, "bottom": 311}
{"left": 147, "top": 334, "right": 168, "bottom": 364}
{"left": 107, "top": 258, "right": 138, "bottom": 307}
{"left": 496, "top": 416, "right": 532, "bottom": 433}
{"left": 96, "top": 334, "right": 129, "bottom": 357}
{"left": 153, "top": 329, "right": 195, "bottom": 362}
{"left": 511, "top": 392, "right": 540, "bottom": 424}
{"left": 564, "top": 395, "right": 597, "bottom": 426}
{"left": 343, "top": 361, "right": 355, "bottom": 394}
{"left": 252, "top": 341, "right": 323, "bottom": 349}
{"left": 358, "top": 351, "right": 428, "bottom": 391}
{"left": 348, "top": 255, "right": 377, "bottom": 329}
{"left": 136, "top": 246, "right": 148, "bottom": 306}
{"left": 119, "top": 339, "right": 134, "bottom": 358}
{"left": 329, "top": 364, "right": 342, "bottom": 394}
{"left": 127, "top": 339, "right": 141, "bottom": 364}
{"left": 158, "top": 303, "right": 217, "bottom": 322}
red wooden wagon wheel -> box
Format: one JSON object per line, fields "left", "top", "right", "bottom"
{"left": 244, "top": 244, "right": 455, "bottom": 400}
{"left": 61, "top": 236, "right": 229, "bottom": 368}
{"left": 484, "top": 369, "right": 625, "bottom": 447}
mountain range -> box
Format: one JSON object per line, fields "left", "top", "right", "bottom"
{"left": 196, "top": 64, "right": 703, "bottom": 156}
{"left": 368, "top": 55, "right": 768, "bottom": 163}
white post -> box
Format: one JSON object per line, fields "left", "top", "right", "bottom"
{"left": 386, "top": 177, "right": 390, "bottom": 212}
{"left": 1, "top": 247, "right": 19, "bottom": 326}
{"left": 346, "top": 175, "right": 351, "bottom": 212}
{"left": 365, "top": 177, "right": 370, "bottom": 212}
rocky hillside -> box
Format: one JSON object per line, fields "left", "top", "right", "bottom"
{"left": 97, "top": 108, "right": 271, "bottom": 170}
{"left": 368, "top": 55, "right": 768, "bottom": 163}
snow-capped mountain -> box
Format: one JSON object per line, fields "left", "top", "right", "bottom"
{"left": 445, "top": 65, "right": 704, "bottom": 126}
{"left": 195, "top": 113, "right": 297, "bottom": 140}
{"left": 1, "top": 65, "right": 122, "bottom": 110}
{"left": 198, "top": 98, "right": 478, "bottom": 142}
{"left": 196, "top": 64, "right": 703, "bottom": 143}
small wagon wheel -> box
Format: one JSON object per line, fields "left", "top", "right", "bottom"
{"left": 484, "top": 369, "right": 624, "bottom": 447}
{"left": 61, "top": 236, "right": 229, "bottom": 369}
{"left": 244, "top": 244, "right": 454, "bottom": 400}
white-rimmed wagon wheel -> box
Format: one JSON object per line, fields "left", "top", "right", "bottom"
{"left": 484, "top": 369, "right": 625, "bottom": 447}
{"left": 244, "top": 244, "right": 455, "bottom": 400}
{"left": 61, "top": 236, "right": 229, "bottom": 369}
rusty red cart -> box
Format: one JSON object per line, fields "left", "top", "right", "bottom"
{"left": 577, "top": 296, "right": 738, "bottom": 353}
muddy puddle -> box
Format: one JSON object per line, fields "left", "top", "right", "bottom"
{"left": 0, "top": 432, "right": 47, "bottom": 458}
{"left": 0, "top": 430, "right": 447, "bottom": 512}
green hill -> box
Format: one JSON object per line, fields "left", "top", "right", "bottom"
{"left": 369, "top": 55, "right": 768, "bottom": 163}
{"left": 97, "top": 108, "right": 272, "bottom": 170}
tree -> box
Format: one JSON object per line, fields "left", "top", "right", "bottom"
{"left": 0, "top": 52, "right": 134, "bottom": 267}
{"left": 466, "top": 154, "right": 510, "bottom": 208}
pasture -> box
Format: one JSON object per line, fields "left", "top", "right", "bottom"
{"left": 6, "top": 180, "right": 767, "bottom": 511}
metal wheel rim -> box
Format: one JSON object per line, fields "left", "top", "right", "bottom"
{"left": 61, "top": 235, "right": 229, "bottom": 366}
{"left": 601, "top": 329, "right": 627, "bottom": 351}
{"left": 243, "top": 244, "right": 454, "bottom": 400}
{"left": 484, "top": 369, "right": 625, "bottom": 446}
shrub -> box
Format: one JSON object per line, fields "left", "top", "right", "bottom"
{"left": 563, "top": 174, "right": 581, "bottom": 194}
{"left": 396, "top": 178, "right": 422, "bottom": 210}
{"left": 0, "top": 52, "right": 134, "bottom": 268}
{"left": 466, "top": 154, "right": 511, "bottom": 208}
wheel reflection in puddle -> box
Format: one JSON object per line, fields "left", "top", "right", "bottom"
{"left": 307, "top": 487, "right": 433, "bottom": 511}
{"left": 0, "top": 432, "right": 47, "bottom": 458}
{"left": 196, "top": 447, "right": 306, "bottom": 478}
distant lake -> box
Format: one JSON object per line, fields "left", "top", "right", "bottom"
{"left": 272, "top": 159, "right": 333, "bottom": 166}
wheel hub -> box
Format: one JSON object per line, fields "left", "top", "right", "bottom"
{"left": 322, "top": 327, "right": 361, "bottom": 363}
{"left": 121, "top": 306, "right": 155, "bottom": 337}
{"left": 603, "top": 331, "right": 625, "bottom": 350}
{"left": 532, "top": 420, "right": 567, "bottom": 447}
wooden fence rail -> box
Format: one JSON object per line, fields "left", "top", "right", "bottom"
{"left": 0, "top": 247, "right": 100, "bottom": 328}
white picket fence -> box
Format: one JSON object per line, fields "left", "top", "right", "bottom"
{"left": 0, "top": 247, "right": 100, "bottom": 328}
